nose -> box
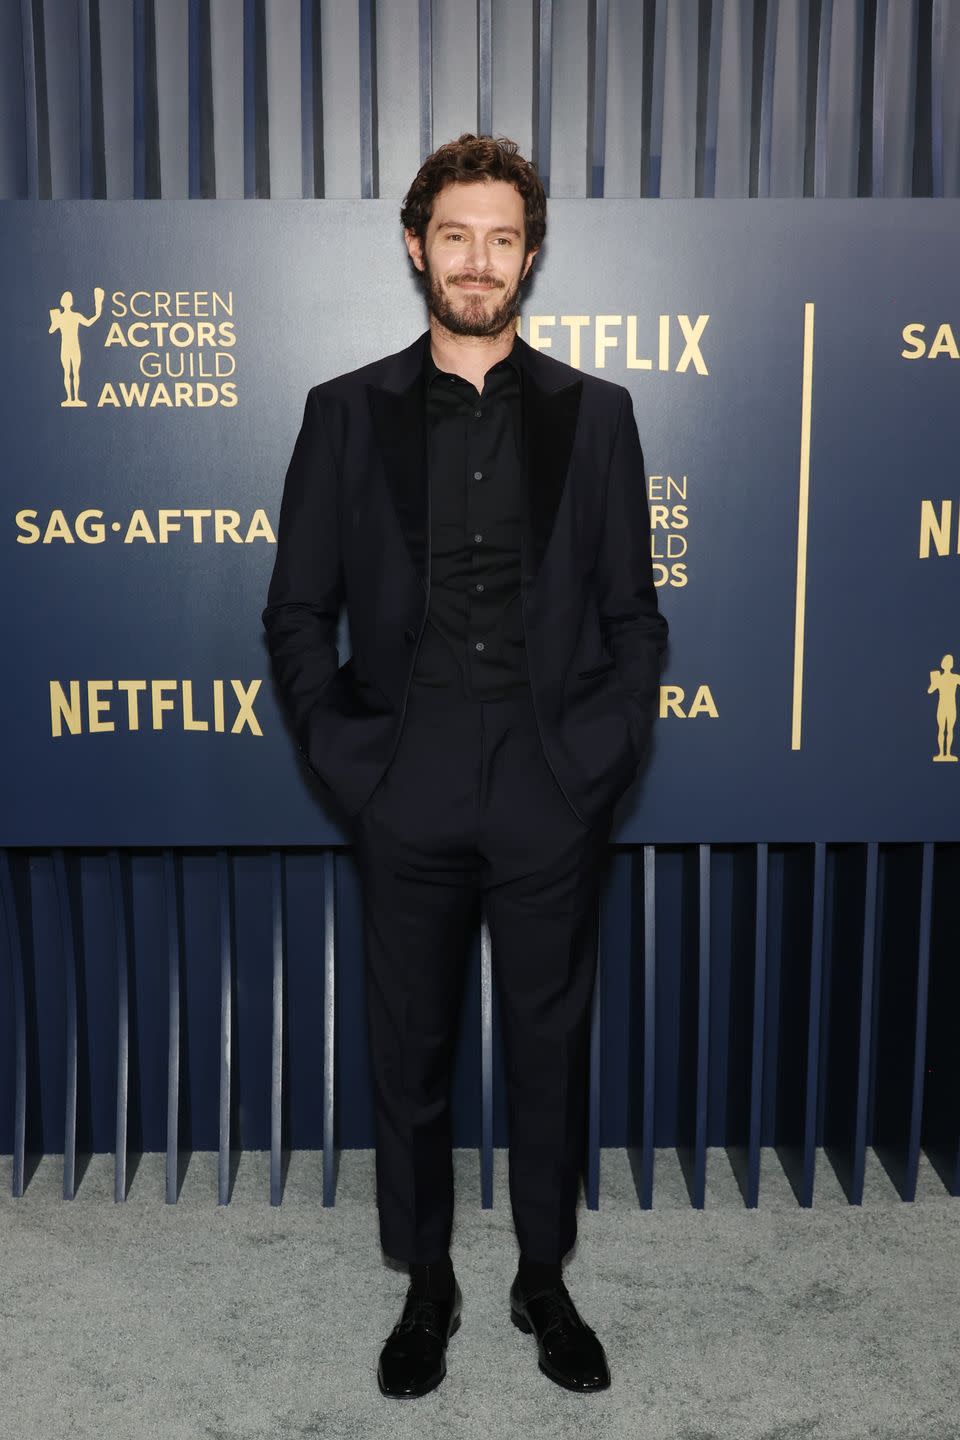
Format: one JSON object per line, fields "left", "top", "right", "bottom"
{"left": 463, "top": 235, "right": 487, "bottom": 274}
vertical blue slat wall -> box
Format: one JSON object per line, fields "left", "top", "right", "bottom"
{"left": 0, "top": 2, "right": 957, "bottom": 1212}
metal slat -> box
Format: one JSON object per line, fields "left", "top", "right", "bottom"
{"left": 905, "top": 843, "right": 934, "bottom": 1198}
{"left": 643, "top": 0, "right": 668, "bottom": 198}
{"left": 322, "top": 851, "right": 337, "bottom": 1206}
{"left": 77, "top": 0, "right": 94, "bottom": 197}
{"left": 477, "top": 0, "right": 492, "bottom": 136}
{"left": 585, "top": 898, "right": 602, "bottom": 1210}
{"left": 692, "top": 844, "right": 710, "bottom": 1208}
{"left": 189, "top": 0, "right": 215, "bottom": 198}
{"left": 0, "top": 852, "right": 27, "bottom": 1197}
{"left": 533, "top": 0, "right": 553, "bottom": 194}
{"left": 133, "top": 0, "right": 160, "bottom": 198}
{"left": 418, "top": 0, "right": 433, "bottom": 163}
{"left": 871, "top": 0, "right": 888, "bottom": 196}
{"left": 358, "top": 0, "right": 377, "bottom": 198}
{"left": 480, "top": 914, "right": 493, "bottom": 1209}
{"left": 164, "top": 851, "right": 181, "bottom": 1204}
{"left": 301, "top": 0, "right": 323, "bottom": 197}
{"left": 641, "top": 846, "right": 657, "bottom": 1207}
{"left": 270, "top": 851, "right": 284, "bottom": 1206}
{"left": 110, "top": 851, "right": 130, "bottom": 1203}
{"left": 930, "top": 0, "right": 944, "bottom": 196}
{"left": 695, "top": 0, "right": 724, "bottom": 199}
{"left": 750, "top": 0, "right": 780, "bottom": 197}
{"left": 53, "top": 851, "right": 79, "bottom": 1200}
{"left": 586, "top": 0, "right": 609, "bottom": 197}
{"left": 800, "top": 841, "right": 826, "bottom": 1205}
{"left": 848, "top": 841, "right": 879, "bottom": 1203}
{"left": 217, "top": 849, "right": 233, "bottom": 1205}
{"left": 243, "top": 0, "right": 269, "bottom": 198}
{"left": 20, "top": 0, "right": 50, "bottom": 198}
{"left": 745, "top": 842, "right": 768, "bottom": 1207}
{"left": 813, "top": 0, "right": 833, "bottom": 197}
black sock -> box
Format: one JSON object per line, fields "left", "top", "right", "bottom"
{"left": 517, "top": 1254, "right": 562, "bottom": 1294}
{"left": 409, "top": 1254, "right": 454, "bottom": 1298}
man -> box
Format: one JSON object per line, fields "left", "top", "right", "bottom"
{"left": 262, "top": 133, "right": 668, "bottom": 1397}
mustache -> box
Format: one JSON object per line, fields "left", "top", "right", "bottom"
{"left": 448, "top": 273, "right": 504, "bottom": 288}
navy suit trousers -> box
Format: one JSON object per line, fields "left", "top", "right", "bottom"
{"left": 347, "top": 673, "right": 616, "bottom": 1265}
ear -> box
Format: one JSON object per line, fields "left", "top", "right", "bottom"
{"left": 404, "top": 228, "right": 425, "bottom": 272}
{"left": 521, "top": 248, "right": 538, "bottom": 282}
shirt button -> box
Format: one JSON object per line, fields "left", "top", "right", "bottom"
{"left": 476, "top": 582, "right": 484, "bottom": 592}
{"left": 473, "top": 470, "right": 483, "bottom": 480}
{"left": 474, "top": 409, "right": 482, "bottom": 418}
{"left": 475, "top": 641, "right": 485, "bottom": 652}
{"left": 474, "top": 532, "right": 483, "bottom": 543}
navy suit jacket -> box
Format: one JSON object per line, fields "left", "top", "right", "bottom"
{"left": 262, "top": 328, "right": 669, "bottom": 825}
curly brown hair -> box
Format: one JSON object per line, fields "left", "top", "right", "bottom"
{"left": 400, "top": 133, "right": 546, "bottom": 254}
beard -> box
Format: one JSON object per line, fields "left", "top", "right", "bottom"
{"left": 418, "top": 253, "right": 524, "bottom": 338}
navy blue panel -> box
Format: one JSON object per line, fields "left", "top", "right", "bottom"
{"left": 668, "top": 846, "right": 702, "bottom": 1204}
{"left": 905, "top": 842, "right": 934, "bottom": 1197}
{"left": 217, "top": 848, "right": 235, "bottom": 1202}
{"left": 26, "top": 854, "right": 66, "bottom": 1154}
{"left": 0, "top": 852, "right": 29, "bottom": 1190}
{"left": 871, "top": 844, "right": 925, "bottom": 1197}
{"left": 745, "top": 843, "right": 769, "bottom": 1207}
{"left": 599, "top": 851, "right": 633, "bottom": 1147}
{"left": 232, "top": 852, "right": 274, "bottom": 1152}
{"left": 821, "top": 843, "right": 869, "bottom": 1200}
{"left": 54, "top": 850, "right": 79, "bottom": 1197}
{"left": 283, "top": 851, "right": 327, "bottom": 1149}
{"left": 269, "top": 850, "right": 283, "bottom": 1205}
{"left": 766, "top": 845, "right": 816, "bottom": 1203}
{"left": 333, "top": 840, "right": 371, "bottom": 1146}
{"left": 711, "top": 847, "right": 758, "bottom": 1204}
{"left": 480, "top": 917, "right": 493, "bottom": 1208}
{"left": 923, "top": 843, "right": 960, "bottom": 1193}
{"left": 0, "top": 858, "right": 15, "bottom": 1153}
{"left": 180, "top": 852, "right": 221, "bottom": 1152}
{"left": 322, "top": 851, "right": 335, "bottom": 1202}
{"left": 626, "top": 846, "right": 655, "bottom": 1209}
{"left": 164, "top": 849, "right": 183, "bottom": 1202}
{"left": 0, "top": 2, "right": 27, "bottom": 197}
{"left": 128, "top": 853, "right": 169, "bottom": 1154}
{"left": 110, "top": 849, "right": 130, "bottom": 1200}
{"left": 585, "top": 894, "right": 603, "bottom": 1210}
{"left": 76, "top": 854, "right": 119, "bottom": 1154}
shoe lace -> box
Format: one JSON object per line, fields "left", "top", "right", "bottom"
{"left": 528, "top": 1285, "right": 581, "bottom": 1338}
{"left": 397, "top": 1293, "right": 444, "bottom": 1336}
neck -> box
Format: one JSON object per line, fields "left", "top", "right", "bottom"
{"left": 428, "top": 315, "right": 519, "bottom": 392}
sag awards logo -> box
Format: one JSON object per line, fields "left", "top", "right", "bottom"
{"left": 929, "top": 654, "right": 959, "bottom": 763}
{"left": 47, "top": 286, "right": 237, "bottom": 409}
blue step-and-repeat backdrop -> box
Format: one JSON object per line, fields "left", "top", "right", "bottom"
{"left": 1, "top": 200, "right": 956, "bottom": 845}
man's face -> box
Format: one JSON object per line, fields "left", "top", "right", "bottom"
{"left": 404, "top": 178, "right": 536, "bottom": 338}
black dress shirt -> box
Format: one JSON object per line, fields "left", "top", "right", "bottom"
{"left": 410, "top": 341, "right": 531, "bottom": 699}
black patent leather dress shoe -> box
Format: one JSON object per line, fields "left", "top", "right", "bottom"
{"left": 509, "top": 1276, "right": 611, "bottom": 1392}
{"left": 377, "top": 1278, "right": 463, "bottom": 1398}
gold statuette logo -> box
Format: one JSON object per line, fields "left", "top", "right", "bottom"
{"left": 928, "top": 654, "right": 959, "bottom": 762}
{"left": 48, "top": 288, "right": 104, "bottom": 406}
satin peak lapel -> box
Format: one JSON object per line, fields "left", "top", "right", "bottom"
{"left": 367, "top": 368, "right": 429, "bottom": 589}
{"left": 521, "top": 368, "right": 583, "bottom": 586}
{"left": 366, "top": 335, "right": 583, "bottom": 593}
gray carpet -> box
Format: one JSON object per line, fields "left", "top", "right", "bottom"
{"left": 0, "top": 1147, "right": 956, "bottom": 1440}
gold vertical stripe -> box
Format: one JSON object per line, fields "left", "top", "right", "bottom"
{"left": 792, "top": 302, "right": 815, "bottom": 750}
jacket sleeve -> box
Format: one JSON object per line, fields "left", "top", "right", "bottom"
{"left": 261, "top": 386, "right": 343, "bottom": 753}
{"left": 594, "top": 386, "right": 669, "bottom": 753}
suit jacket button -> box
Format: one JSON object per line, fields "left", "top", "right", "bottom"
{"left": 404, "top": 627, "right": 416, "bottom": 643}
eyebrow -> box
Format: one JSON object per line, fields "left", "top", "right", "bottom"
{"left": 436, "top": 221, "right": 522, "bottom": 237}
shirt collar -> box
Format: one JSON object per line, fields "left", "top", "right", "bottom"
{"left": 423, "top": 336, "right": 522, "bottom": 388}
